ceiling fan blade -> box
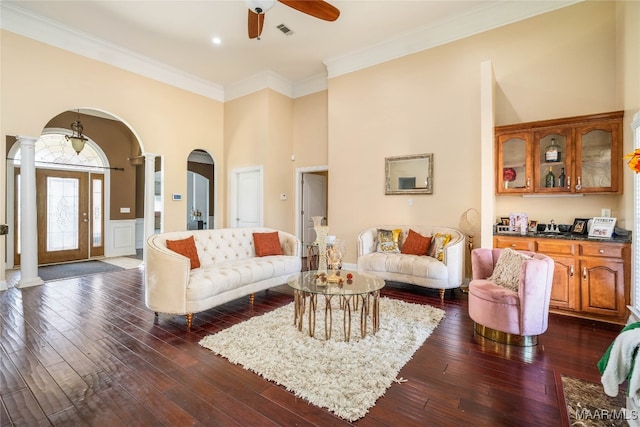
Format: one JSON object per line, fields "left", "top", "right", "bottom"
{"left": 248, "top": 9, "right": 265, "bottom": 39}
{"left": 278, "top": 0, "right": 340, "bottom": 21}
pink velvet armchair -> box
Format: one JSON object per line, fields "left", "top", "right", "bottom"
{"left": 468, "top": 248, "right": 554, "bottom": 346}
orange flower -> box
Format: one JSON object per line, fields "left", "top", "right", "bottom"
{"left": 624, "top": 149, "right": 640, "bottom": 173}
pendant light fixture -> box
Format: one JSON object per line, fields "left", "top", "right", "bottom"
{"left": 65, "top": 109, "right": 88, "bottom": 154}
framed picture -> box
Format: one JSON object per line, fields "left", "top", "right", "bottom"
{"left": 500, "top": 217, "right": 510, "bottom": 226}
{"left": 528, "top": 220, "right": 538, "bottom": 232}
{"left": 571, "top": 218, "right": 589, "bottom": 235}
{"left": 588, "top": 217, "right": 616, "bottom": 239}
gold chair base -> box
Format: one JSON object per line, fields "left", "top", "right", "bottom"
{"left": 474, "top": 323, "right": 538, "bottom": 347}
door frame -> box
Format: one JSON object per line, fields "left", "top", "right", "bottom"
{"left": 295, "top": 165, "right": 328, "bottom": 245}
{"left": 230, "top": 165, "right": 263, "bottom": 228}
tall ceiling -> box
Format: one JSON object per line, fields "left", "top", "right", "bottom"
{"left": 1, "top": 0, "right": 578, "bottom": 100}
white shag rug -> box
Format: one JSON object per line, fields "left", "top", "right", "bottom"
{"left": 199, "top": 297, "right": 445, "bottom": 421}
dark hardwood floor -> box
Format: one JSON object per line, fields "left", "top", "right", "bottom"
{"left": 0, "top": 267, "right": 624, "bottom": 426}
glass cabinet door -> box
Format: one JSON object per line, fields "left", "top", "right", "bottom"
{"left": 575, "top": 122, "right": 620, "bottom": 193}
{"left": 534, "top": 128, "right": 572, "bottom": 193}
{"left": 496, "top": 132, "right": 531, "bottom": 194}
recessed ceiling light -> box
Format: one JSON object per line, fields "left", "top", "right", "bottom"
{"left": 212, "top": 37, "right": 222, "bottom": 45}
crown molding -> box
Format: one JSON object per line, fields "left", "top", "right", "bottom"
{"left": 293, "top": 73, "right": 328, "bottom": 98}
{"left": 2, "top": 1, "right": 579, "bottom": 101}
{"left": 0, "top": 2, "right": 225, "bottom": 102}
{"left": 324, "top": 1, "right": 580, "bottom": 79}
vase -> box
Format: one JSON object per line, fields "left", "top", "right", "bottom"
{"left": 314, "top": 225, "right": 329, "bottom": 274}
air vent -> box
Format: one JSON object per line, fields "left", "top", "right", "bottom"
{"left": 277, "top": 24, "right": 293, "bottom": 36}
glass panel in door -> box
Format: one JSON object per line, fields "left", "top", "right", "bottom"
{"left": 535, "top": 129, "right": 571, "bottom": 193}
{"left": 46, "top": 176, "right": 80, "bottom": 251}
{"left": 91, "top": 174, "right": 104, "bottom": 256}
{"left": 497, "top": 133, "right": 530, "bottom": 193}
{"left": 578, "top": 128, "right": 612, "bottom": 191}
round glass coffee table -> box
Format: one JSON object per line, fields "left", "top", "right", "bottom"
{"left": 286, "top": 270, "right": 385, "bottom": 342}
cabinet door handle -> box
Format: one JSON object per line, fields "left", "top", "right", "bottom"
{"left": 566, "top": 176, "right": 571, "bottom": 190}
{"left": 511, "top": 244, "right": 517, "bottom": 247}
{"left": 570, "top": 265, "right": 574, "bottom": 277}
{"left": 526, "top": 177, "right": 530, "bottom": 189}
{"left": 583, "top": 267, "right": 587, "bottom": 280}
{"left": 599, "top": 249, "right": 605, "bottom": 254}
{"left": 576, "top": 176, "right": 582, "bottom": 191}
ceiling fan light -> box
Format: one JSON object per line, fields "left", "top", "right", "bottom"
{"left": 245, "top": 0, "right": 275, "bottom": 13}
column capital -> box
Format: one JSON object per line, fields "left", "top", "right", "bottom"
{"left": 16, "top": 135, "right": 38, "bottom": 145}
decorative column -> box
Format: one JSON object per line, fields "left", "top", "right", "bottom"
{"left": 17, "top": 136, "right": 43, "bottom": 288}
{"left": 0, "top": 137, "right": 6, "bottom": 291}
{"left": 143, "top": 153, "right": 158, "bottom": 262}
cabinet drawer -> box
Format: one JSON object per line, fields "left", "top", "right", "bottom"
{"left": 493, "top": 237, "right": 535, "bottom": 251}
{"left": 579, "top": 244, "right": 625, "bottom": 258}
{"left": 537, "top": 240, "right": 575, "bottom": 256}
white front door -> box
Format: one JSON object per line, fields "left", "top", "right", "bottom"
{"left": 302, "top": 173, "right": 327, "bottom": 246}
{"left": 232, "top": 167, "right": 263, "bottom": 228}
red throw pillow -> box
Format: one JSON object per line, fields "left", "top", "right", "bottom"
{"left": 253, "top": 231, "right": 284, "bottom": 257}
{"left": 166, "top": 235, "right": 201, "bottom": 269}
{"left": 401, "top": 229, "right": 432, "bottom": 256}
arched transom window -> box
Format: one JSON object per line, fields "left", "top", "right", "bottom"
{"left": 13, "top": 133, "right": 105, "bottom": 170}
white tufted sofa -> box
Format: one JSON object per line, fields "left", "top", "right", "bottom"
{"left": 357, "top": 226, "right": 465, "bottom": 300}
{"left": 145, "top": 227, "right": 301, "bottom": 328}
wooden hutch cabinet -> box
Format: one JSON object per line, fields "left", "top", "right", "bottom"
{"left": 496, "top": 111, "right": 623, "bottom": 195}
{"left": 493, "top": 235, "right": 630, "bottom": 324}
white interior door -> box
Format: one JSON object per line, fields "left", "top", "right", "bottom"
{"left": 233, "top": 167, "right": 262, "bottom": 228}
{"left": 187, "top": 171, "right": 209, "bottom": 230}
{"left": 302, "top": 173, "right": 327, "bottom": 246}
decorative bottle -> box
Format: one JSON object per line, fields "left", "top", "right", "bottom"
{"left": 558, "top": 167, "right": 566, "bottom": 188}
{"left": 545, "top": 166, "right": 555, "bottom": 188}
{"left": 545, "top": 138, "right": 561, "bottom": 162}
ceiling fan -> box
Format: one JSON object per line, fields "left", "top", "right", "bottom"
{"left": 245, "top": 0, "right": 340, "bottom": 39}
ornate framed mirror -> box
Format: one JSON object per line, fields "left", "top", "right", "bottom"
{"left": 385, "top": 153, "right": 433, "bottom": 195}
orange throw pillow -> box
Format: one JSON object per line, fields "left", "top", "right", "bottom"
{"left": 253, "top": 232, "right": 284, "bottom": 257}
{"left": 401, "top": 229, "right": 432, "bottom": 256}
{"left": 166, "top": 235, "right": 201, "bottom": 269}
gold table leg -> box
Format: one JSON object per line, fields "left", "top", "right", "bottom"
{"left": 294, "top": 290, "right": 307, "bottom": 331}
{"left": 372, "top": 290, "right": 380, "bottom": 335}
{"left": 308, "top": 293, "right": 317, "bottom": 338}
{"left": 343, "top": 295, "right": 352, "bottom": 342}
{"left": 360, "top": 293, "right": 369, "bottom": 338}
{"left": 324, "top": 294, "right": 333, "bottom": 340}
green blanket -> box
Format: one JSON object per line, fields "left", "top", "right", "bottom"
{"left": 597, "top": 321, "right": 640, "bottom": 395}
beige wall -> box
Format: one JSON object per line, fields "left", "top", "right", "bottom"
{"left": 292, "top": 91, "right": 328, "bottom": 167}
{"left": 1, "top": 0, "right": 638, "bottom": 269}
{"left": 223, "top": 89, "right": 295, "bottom": 232}
{"left": 328, "top": 1, "right": 635, "bottom": 263}
{"left": 0, "top": 30, "right": 224, "bottom": 232}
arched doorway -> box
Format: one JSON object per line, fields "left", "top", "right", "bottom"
{"left": 187, "top": 150, "right": 215, "bottom": 230}
{"left": 6, "top": 109, "right": 153, "bottom": 267}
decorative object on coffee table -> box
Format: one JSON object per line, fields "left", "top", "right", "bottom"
{"left": 312, "top": 216, "right": 329, "bottom": 274}
{"left": 326, "top": 239, "right": 345, "bottom": 283}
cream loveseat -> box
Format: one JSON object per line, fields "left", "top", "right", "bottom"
{"left": 145, "top": 227, "right": 301, "bottom": 328}
{"left": 357, "top": 226, "right": 465, "bottom": 300}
